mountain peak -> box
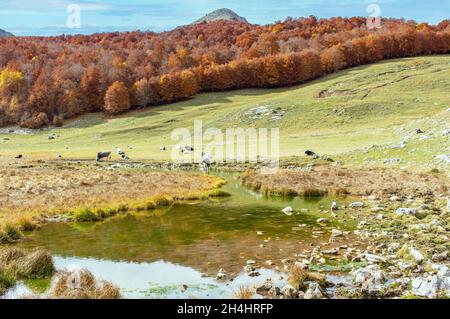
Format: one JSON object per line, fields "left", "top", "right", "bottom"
{"left": 0, "top": 29, "right": 14, "bottom": 37}
{"left": 193, "top": 8, "right": 248, "bottom": 24}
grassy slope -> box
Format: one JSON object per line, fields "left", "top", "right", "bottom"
{"left": 1, "top": 56, "right": 449, "bottom": 165}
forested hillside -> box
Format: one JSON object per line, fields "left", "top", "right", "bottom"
{"left": 1, "top": 16, "right": 450, "bottom": 128}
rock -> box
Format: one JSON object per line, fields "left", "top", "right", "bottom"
{"left": 390, "top": 195, "right": 401, "bottom": 201}
{"left": 265, "top": 260, "right": 274, "bottom": 266}
{"left": 244, "top": 265, "right": 255, "bottom": 273}
{"left": 414, "top": 128, "right": 424, "bottom": 134}
{"left": 248, "top": 271, "right": 260, "bottom": 277}
{"left": 304, "top": 282, "right": 324, "bottom": 299}
{"left": 331, "top": 201, "right": 339, "bottom": 211}
{"left": 362, "top": 253, "right": 387, "bottom": 263}
{"left": 409, "top": 247, "right": 425, "bottom": 263}
{"left": 411, "top": 265, "right": 450, "bottom": 298}
{"left": 256, "top": 281, "right": 273, "bottom": 294}
{"left": 317, "top": 218, "right": 329, "bottom": 224}
{"left": 268, "top": 286, "right": 281, "bottom": 297}
{"left": 368, "top": 195, "right": 378, "bottom": 201}
{"left": 246, "top": 260, "right": 256, "bottom": 265}
{"left": 282, "top": 207, "right": 293, "bottom": 215}
{"left": 331, "top": 229, "right": 344, "bottom": 238}
{"left": 180, "top": 284, "right": 188, "bottom": 292}
{"left": 352, "top": 265, "right": 386, "bottom": 293}
{"left": 350, "top": 202, "right": 365, "bottom": 208}
{"left": 432, "top": 252, "right": 448, "bottom": 262}
{"left": 437, "top": 266, "right": 450, "bottom": 294}
{"left": 281, "top": 284, "right": 298, "bottom": 299}
{"left": 396, "top": 208, "right": 417, "bottom": 215}
{"left": 216, "top": 269, "right": 227, "bottom": 280}
{"left": 442, "top": 129, "right": 450, "bottom": 136}
{"left": 411, "top": 276, "right": 440, "bottom": 297}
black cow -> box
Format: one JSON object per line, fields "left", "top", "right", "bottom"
{"left": 97, "top": 152, "right": 111, "bottom": 162}
{"left": 305, "top": 150, "right": 316, "bottom": 157}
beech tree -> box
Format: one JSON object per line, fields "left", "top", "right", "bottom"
{"left": 104, "top": 81, "right": 131, "bottom": 115}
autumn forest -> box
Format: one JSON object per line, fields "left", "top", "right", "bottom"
{"left": 1, "top": 16, "right": 450, "bottom": 128}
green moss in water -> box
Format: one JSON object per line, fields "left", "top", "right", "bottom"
{"left": 24, "top": 277, "right": 52, "bottom": 294}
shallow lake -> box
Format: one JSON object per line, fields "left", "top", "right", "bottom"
{"left": 13, "top": 172, "right": 357, "bottom": 298}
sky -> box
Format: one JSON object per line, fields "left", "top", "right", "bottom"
{"left": 0, "top": 0, "right": 449, "bottom": 36}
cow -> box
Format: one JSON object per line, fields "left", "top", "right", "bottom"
{"left": 97, "top": 152, "right": 111, "bottom": 162}
{"left": 305, "top": 150, "right": 316, "bottom": 156}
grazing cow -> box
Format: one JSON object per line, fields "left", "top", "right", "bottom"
{"left": 15, "top": 154, "right": 23, "bottom": 159}
{"left": 160, "top": 146, "right": 166, "bottom": 151}
{"left": 305, "top": 150, "right": 316, "bottom": 157}
{"left": 181, "top": 146, "right": 194, "bottom": 154}
{"left": 97, "top": 152, "right": 111, "bottom": 162}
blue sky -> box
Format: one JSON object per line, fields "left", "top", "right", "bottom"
{"left": 1, "top": 0, "right": 449, "bottom": 36}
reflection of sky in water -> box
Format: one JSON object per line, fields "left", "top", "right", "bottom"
{"left": 54, "top": 257, "right": 286, "bottom": 299}
{"left": 9, "top": 173, "right": 356, "bottom": 298}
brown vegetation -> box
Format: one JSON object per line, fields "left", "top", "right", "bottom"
{"left": 1, "top": 17, "right": 450, "bottom": 127}
{"left": 241, "top": 167, "right": 449, "bottom": 198}
{"left": 47, "top": 269, "right": 121, "bottom": 299}
{"left": 0, "top": 161, "right": 226, "bottom": 240}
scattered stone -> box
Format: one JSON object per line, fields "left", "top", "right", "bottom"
{"left": 282, "top": 207, "right": 293, "bottom": 215}
{"left": 317, "top": 218, "right": 329, "bottom": 224}
{"left": 331, "top": 229, "right": 344, "bottom": 238}
{"left": 268, "top": 286, "right": 280, "bottom": 297}
{"left": 352, "top": 265, "right": 386, "bottom": 293}
{"left": 350, "top": 202, "right": 365, "bottom": 209}
{"left": 246, "top": 260, "right": 256, "bottom": 265}
{"left": 244, "top": 265, "right": 255, "bottom": 273}
{"left": 216, "top": 269, "right": 227, "bottom": 280}
{"left": 396, "top": 208, "right": 417, "bottom": 216}
{"left": 390, "top": 195, "right": 401, "bottom": 201}
{"left": 256, "top": 281, "right": 273, "bottom": 294}
{"left": 265, "top": 260, "right": 274, "bottom": 266}
{"left": 180, "top": 284, "right": 188, "bottom": 292}
{"left": 432, "top": 252, "right": 448, "bottom": 262}
{"left": 281, "top": 284, "right": 298, "bottom": 299}
{"left": 304, "top": 282, "right": 324, "bottom": 299}
{"left": 409, "top": 247, "right": 425, "bottom": 263}
{"left": 411, "top": 276, "right": 440, "bottom": 298}
{"left": 248, "top": 271, "right": 261, "bottom": 277}
{"left": 362, "top": 253, "right": 387, "bottom": 263}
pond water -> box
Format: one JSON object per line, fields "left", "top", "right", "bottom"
{"left": 14, "top": 172, "right": 357, "bottom": 299}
